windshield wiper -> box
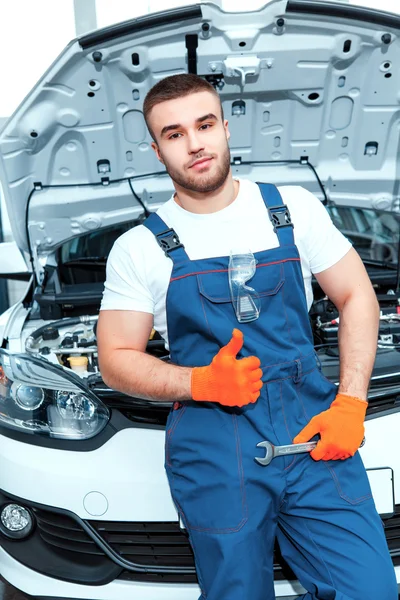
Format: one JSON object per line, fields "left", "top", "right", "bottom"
{"left": 363, "top": 259, "right": 398, "bottom": 270}
{"left": 63, "top": 257, "right": 107, "bottom": 267}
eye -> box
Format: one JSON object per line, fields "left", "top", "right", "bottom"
{"left": 168, "top": 132, "right": 182, "bottom": 140}
{"left": 200, "top": 123, "right": 212, "bottom": 130}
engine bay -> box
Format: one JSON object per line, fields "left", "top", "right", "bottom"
{"left": 23, "top": 316, "right": 168, "bottom": 376}
{"left": 21, "top": 273, "right": 400, "bottom": 386}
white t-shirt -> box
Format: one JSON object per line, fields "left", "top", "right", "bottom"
{"left": 100, "top": 178, "right": 352, "bottom": 346}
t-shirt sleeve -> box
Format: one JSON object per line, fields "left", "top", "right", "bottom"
{"left": 299, "top": 187, "right": 352, "bottom": 274}
{"left": 100, "top": 238, "right": 154, "bottom": 313}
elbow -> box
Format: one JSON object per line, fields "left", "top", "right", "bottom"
{"left": 97, "top": 348, "right": 115, "bottom": 388}
{"left": 100, "top": 370, "right": 114, "bottom": 389}
{"left": 339, "top": 283, "right": 379, "bottom": 318}
{"left": 367, "top": 284, "right": 380, "bottom": 319}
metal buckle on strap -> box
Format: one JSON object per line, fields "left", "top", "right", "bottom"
{"left": 293, "top": 358, "right": 302, "bottom": 384}
{"left": 268, "top": 204, "right": 293, "bottom": 233}
{"left": 155, "top": 228, "right": 185, "bottom": 257}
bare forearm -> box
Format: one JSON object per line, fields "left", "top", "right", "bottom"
{"left": 337, "top": 291, "right": 379, "bottom": 401}
{"left": 101, "top": 349, "right": 193, "bottom": 402}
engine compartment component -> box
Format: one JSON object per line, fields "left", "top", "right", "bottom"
{"left": 24, "top": 316, "right": 168, "bottom": 377}
{"left": 311, "top": 293, "right": 400, "bottom": 349}
{"left": 25, "top": 315, "right": 99, "bottom": 374}
{"left": 67, "top": 355, "right": 89, "bottom": 373}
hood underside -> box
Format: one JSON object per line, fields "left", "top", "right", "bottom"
{"left": 1, "top": 0, "right": 400, "bottom": 259}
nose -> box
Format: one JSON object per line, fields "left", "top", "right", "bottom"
{"left": 187, "top": 129, "right": 205, "bottom": 155}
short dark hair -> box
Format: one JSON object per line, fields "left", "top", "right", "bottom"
{"left": 143, "top": 73, "right": 224, "bottom": 141}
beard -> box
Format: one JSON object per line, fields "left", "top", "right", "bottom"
{"left": 160, "top": 141, "right": 231, "bottom": 194}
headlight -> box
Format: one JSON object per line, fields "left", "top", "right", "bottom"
{"left": 0, "top": 350, "right": 109, "bottom": 440}
{"left": 11, "top": 383, "right": 45, "bottom": 411}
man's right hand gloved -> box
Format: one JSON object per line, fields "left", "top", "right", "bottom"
{"left": 191, "top": 329, "right": 263, "bottom": 407}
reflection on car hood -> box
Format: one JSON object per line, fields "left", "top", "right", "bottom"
{"left": 1, "top": 0, "right": 400, "bottom": 260}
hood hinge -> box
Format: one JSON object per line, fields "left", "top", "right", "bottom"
{"left": 186, "top": 34, "right": 198, "bottom": 74}
{"left": 31, "top": 243, "right": 45, "bottom": 285}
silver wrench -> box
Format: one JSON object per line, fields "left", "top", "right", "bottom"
{"left": 255, "top": 437, "right": 365, "bottom": 466}
{"left": 255, "top": 440, "right": 318, "bottom": 466}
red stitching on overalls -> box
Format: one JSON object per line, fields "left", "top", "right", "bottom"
{"left": 260, "top": 352, "right": 315, "bottom": 371}
{"left": 295, "top": 385, "right": 311, "bottom": 421}
{"left": 281, "top": 278, "right": 295, "bottom": 349}
{"left": 278, "top": 381, "right": 298, "bottom": 472}
{"left": 197, "top": 285, "right": 285, "bottom": 301}
{"left": 170, "top": 258, "right": 300, "bottom": 282}
{"left": 264, "top": 382, "right": 282, "bottom": 447}
{"left": 185, "top": 527, "right": 208, "bottom": 598}
{"left": 178, "top": 511, "right": 247, "bottom": 534}
{"left": 261, "top": 366, "right": 317, "bottom": 385}
{"left": 167, "top": 412, "right": 248, "bottom": 534}
{"left": 327, "top": 464, "right": 372, "bottom": 504}
{"left": 199, "top": 292, "right": 213, "bottom": 337}
{"left": 256, "top": 258, "right": 300, "bottom": 269}
{"left": 165, "top": 405, "right": 187, "bottom": 467}
{"left": 295, "top": 380, "right": 372, "bottom": 503}
{"left": 279, "top": 381, "right": 293, "bottom": 440}
{"left": 283, "top": 456, "right": 297, "bottom": 471}
{"left": 233, "top": 413, "right": 248, "bottom": 520}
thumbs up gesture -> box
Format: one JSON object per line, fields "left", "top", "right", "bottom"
{"left": 191, "top": 329, "right": 263, "bottom": 407}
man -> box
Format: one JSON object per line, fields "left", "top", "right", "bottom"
{"left": 97, "top": 73, "right": 397, "bottom": 600}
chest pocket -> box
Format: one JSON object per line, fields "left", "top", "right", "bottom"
{"left": 197, "top": 263, "right": 285, "bottom": 328}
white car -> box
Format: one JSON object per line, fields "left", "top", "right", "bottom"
{"left": 0, "top": 1, "right": 399, "bottom": 598}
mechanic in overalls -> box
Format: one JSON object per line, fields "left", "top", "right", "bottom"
{"left": 98, "top": 73, "right": 397, "bottom": 599}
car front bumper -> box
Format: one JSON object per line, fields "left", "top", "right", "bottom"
{"left": 0, "top": 543, "right": 310, "bottom": 599}
{"left": 1, "top": 426, "right": 400, "bottom": 599}
{"left": 0, "top": 544, "right": 199, "bottom": 600}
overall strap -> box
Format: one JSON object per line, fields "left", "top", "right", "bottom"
{"left": 143, "top": 212, "right": 189, "bottom": 263}
{"left": 256, "top": 182, "right": 295, "bottom": 247}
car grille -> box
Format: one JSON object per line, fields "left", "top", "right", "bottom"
{"left": 365, "top": 389, "right": 400, "bottom": 416}
{"left": 34, "top": 508, "right": 294, "bottom": 583}
{"left": 90, "top": 388, "right": 400, "bottom": 427}
{"left": 90, "top": 375, "right": 400, "bottom": 428}
{"left": 33, "top": 504, "right": 400, "bottom": 584}
{"left": 35, "top": 509, "right": 103, "bottom": 556}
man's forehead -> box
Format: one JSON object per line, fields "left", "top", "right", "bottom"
{"left": 152, "top": 91, "right": 219, "bottom": 126}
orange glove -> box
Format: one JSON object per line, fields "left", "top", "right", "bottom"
{"left": 191, "top": 329, "right": 263, "bottom": 407}
{"left": 293, "top": 393, "right": 367, "bottom": 461}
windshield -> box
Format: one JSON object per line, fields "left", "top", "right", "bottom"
{"left": 326, "top": 205, "right": 399, "bottom": 265}
{"left": 58, "top": 220, "right": 136, "bottom": 285}
{"left": 57, "top": 204, "right": 400, "bottom": 286}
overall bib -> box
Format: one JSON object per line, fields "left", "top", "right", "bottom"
{"left": 144, "top": 183, "right": 397, "bottom": 600}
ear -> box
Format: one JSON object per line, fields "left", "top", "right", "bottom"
{"left": 151, "top": 141, "right": 164, "bottom": 164}
{"left": 224, "top": 119, "right": 230, "bottom": 141}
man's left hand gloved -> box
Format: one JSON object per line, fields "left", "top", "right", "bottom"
{"left": 293, "top": 393, "right": 368, "bottom": 461}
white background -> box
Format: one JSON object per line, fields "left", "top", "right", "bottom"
{"left": 0, "top": 0, "right": 399, "bottom": 118}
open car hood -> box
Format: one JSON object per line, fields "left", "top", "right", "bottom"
{"left": 1, "top": 0, "right": 400, "bottom": 264}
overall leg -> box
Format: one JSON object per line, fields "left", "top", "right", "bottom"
{"left": 276, "top": 451, "right": 397, "bottom": 600}
{"left": 166, "top": 399, "right": 286, "bottom": 600}
{"left": 184, "top": 508, "right": 278, "bottom": 600}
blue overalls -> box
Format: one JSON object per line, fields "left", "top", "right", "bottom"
{"left": 144, "top": 183, "right": 397, "bottom": 600}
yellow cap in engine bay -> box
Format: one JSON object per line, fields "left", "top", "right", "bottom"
{"left": 67, "top": 356, "right": 88, "bottom": 371}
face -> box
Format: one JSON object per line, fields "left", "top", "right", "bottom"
{"left": 148, "top": 91, "right": 231, "bottom": 194}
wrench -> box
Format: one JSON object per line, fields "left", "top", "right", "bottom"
{"left": 255, "top": 437, "right": 366, "bottom": 466}
{"left": 255, "top": 440, "right": 317, "bottom": 466}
